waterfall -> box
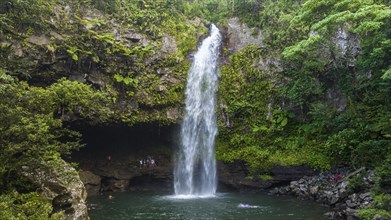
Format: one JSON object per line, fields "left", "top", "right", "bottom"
{"left": 174, "top": 24, "right": 222, "bottom": 196}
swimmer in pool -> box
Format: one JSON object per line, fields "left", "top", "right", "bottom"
{"left": 238, "top": 203, "right": 259, "bottom": 208}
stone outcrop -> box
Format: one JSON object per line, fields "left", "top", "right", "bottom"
{"left": 79, "top": 170, "right": 101, "bottom": 196}
{"left": 226, "top": 17, "right": 263, "bottom": 53}
{"left": 22, "top": 159, "right": 88, "bottom": 220}
{"left": 98, "top": 161, "right": 173, "bottom": 192}
{"left": 79, "top": 163, "right": 174, "bottom": 194}
{"left": 332, "top": 25, "right": 361, "bottom": 67}
{"left": 270, "top": 168, "right": 377, "bottom": 220}
{"left": 73, "top": 147, "right": 174, "bottom": 194}
{"left": 218, "top": 161, "right": 317, "bottom": 191}
{"left": 218, "top": 161, "right": 268, "bottom": 190}
{"left": 322, "top": 25, "right": 361, "bottom": 112}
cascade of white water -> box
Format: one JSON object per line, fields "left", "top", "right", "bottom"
{"left": 174, "top": 24, "right": 222, "bottom": 196}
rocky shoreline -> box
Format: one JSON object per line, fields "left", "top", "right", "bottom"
{"left": 269, "top": 168, "right": 388, "bottom": 220}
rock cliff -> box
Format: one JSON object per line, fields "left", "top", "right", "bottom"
{"left": 22, "top": 159, "right": 88, "bottom": 220}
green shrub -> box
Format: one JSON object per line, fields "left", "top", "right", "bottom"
{"left": 373, "top": 193, "right": 391, "bottom": 211}
{"left": 377, "top": 154, "right": 391, "bottom": 188}
{"left": 358, "top": 209, "right": 391, "bottom": 220}
{"left": 0, "top": 191, "right": 63, "bottom": 220}
{"left": 347, "top": 171, "right": 367, "bottom": 194}
{"left": 259, "top": 174, "right": 273, "bottom": 180}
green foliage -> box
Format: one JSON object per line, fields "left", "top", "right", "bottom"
{"left": 180, "top": 0, "right": 231, "bottom": 23}
{"left": 282, "top": 34, "right": 323, "bottom": 60}
{"left": 376, "top": 154, "right": 391, "bottom": 188}
{"left": 373, "top": 193, "right": 391, "bottom": 211}
{"left": 0, "top": 0, "right": 57, "bottom": 34}
{"left": 234, "top": 0, "right": 303, "bottom": 49}
{"left": 216, "top": 0, "right": 390, "bottom": 173}
{"left": 347, "top": 171, "right": 367, "bottom": 194}
{"left": 284, "top": 0, "right": 390, "bottom": 70}
{"left": 114, "top": 74, "right": 139, "bottom": 88}
{"left": 216, "top": 44, "right": 333, "bottom": 171}
{"left": 358, "top": 209, "right": 391, "bottom": 220}
{"left": 358, "top": 193, "right": 391, "bottom": 220}
{"left": 0, "top": 191, "right": 63, "bottom": 220}
{"left": 0, "top": 0, "right": 205, "bottom": 125}
{"left": 86, "top": 0, "right": 205, "bottom": 59}
{"left": 1, "top": 74, "right": 96, "bottom": 184}
{"left": 23, "top": 78, "right": 113, "bottom": 121}
{"left": 259, "top": 174, "right": 273, "bottom": 180}
{"left": 66, "top": 46, "right": 80, "bottom": 61}
{"left": 280, "top": 0, "right": 390, "bottom": 169}
{"left": 0, "top": 70, "right": 112, "bottom": 216}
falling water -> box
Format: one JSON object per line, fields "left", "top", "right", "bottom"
{"left": 174, "top": 24, "right": 222, "bottom": 196}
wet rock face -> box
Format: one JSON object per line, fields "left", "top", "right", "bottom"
{"left": 226, "top": 17, "right": 263, "bottom": 53}
{"left": 270, "top": 165, "right": 317, "bottom": 183}
{"left": 333, "top": 25, "right": 361, "bottom": 66}
{"left": 21, "top": 159, "right": 88, "bottom": 220}
{"left": 322, "top": 25, "right": 361, "bottom": 113}
{"left": 79, "top": 170, "right": 101, "bottom": 196}
{"left": 101, "top": 178, "right": 130, "bottom": 192}
{"left": 218, "top": 162, "right": 318, "bottom": 191}
{"left": 218, "top": 161, "right": 264, "bottom": 191}
{"left": 161, "top": 34, "right": 178, "bottom": 54}
{"left": 78, "top": 162, "right": 174, "bottom": 194}
{"left": 326, "top": 85, "right": 348, "bottom": 112}
{"left": 29, "top": 35, "right": 51, "bottom": 45}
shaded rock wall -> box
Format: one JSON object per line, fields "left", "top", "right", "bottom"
{"left": 225, "top": 17, "right": 263, "bottom": 53}
{"left": 69, "top": 123, "right": 177, "bottom": 195}
{"left": 218, "top": 161, "right": 317, "bottom": 191}
{"left": 22, "top": 159, "right": 88, "bottom": 220}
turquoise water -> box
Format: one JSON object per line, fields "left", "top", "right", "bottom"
{"left": 88, "top": 192, "right": 329, "bottom": 220}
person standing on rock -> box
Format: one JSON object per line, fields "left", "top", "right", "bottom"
{"left": 146, "top": 158, "right": 151, "bottom": 168}
{"left": 139, "top": 159, "right": 143, "bottom": 169}
{"left": 107, "top": 155, "right": 112, "bottom": 165}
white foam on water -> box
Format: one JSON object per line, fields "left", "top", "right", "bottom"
{"left": 162, "top": 194, "right": 217, "bottom": 200}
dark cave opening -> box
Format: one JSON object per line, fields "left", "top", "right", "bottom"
{"left": 65, "top": 123, "right": 245, "bottom": 193}
{"left": 68, "top": 123, "right": 180, "bottom": 169}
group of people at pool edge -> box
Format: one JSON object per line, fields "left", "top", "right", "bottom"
{"left": 106, "top": 155, "right": 159, "bottom": 168}
{"left": 139, "top": 156, "right": 158, "bottom": 168}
